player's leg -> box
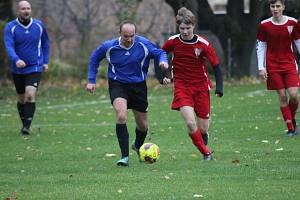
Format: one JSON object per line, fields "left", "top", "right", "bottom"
{"left": 12, "top": 74, "right": 27, "bottom": 134}
{"left": 287, "top": 87, "right": 299, "bottom": 134}
{"left": 194, "top": 90, "right": 211, "bottom": 145}
{"left": 130, "top": 81, "right": 148, "bottom": 152}
{"left": 109, "top": 79, "right": 130, "bottom": 166}
{"left": 277, "top": 89, "right": 295, "bottom": 135}
{"left": 197, "top": 118, "right": 210, "bottom": 145}
{"left": 132, "top": 110, "right": 148, "bottom": 153}
{"left": 113, "top": 97, "right": 129, "bottom": 165}
{"left": 22, "top": 73, "right": 41, "bottom": 134}
{"left": 180, "top": 106, "right": 211, "bottom": 157}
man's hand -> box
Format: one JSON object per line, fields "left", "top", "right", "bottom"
{"left": 159, "top": 62, "right": 168, "bottom": 71}
{"left": 43, "top": 64, "right": 49, "bottom": 72}
{"left": 161, "top": 77, "right": 172, "bottom": 85}
{"left": 86, "top": 83, "right": 96, "bottom": 94}
{"left": 16, "top": 60, "right": 26, "bottom": 68}
{"left": 258, "top": 69, "right": 267, "bottom": 80}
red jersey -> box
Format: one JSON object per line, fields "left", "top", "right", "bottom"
{"left": 162, "top": 34, "right": 219, "bottom": 90}
{"left": 256, "top": 16, "right": 300, "bottom": 73}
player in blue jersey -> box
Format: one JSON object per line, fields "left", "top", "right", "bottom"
{"left": 4, "top": 0, "right": 50, "bottom": 135}
{"left": 86, "top": 20, "right": 169, "bottom": 166}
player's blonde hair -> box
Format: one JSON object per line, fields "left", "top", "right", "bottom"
{"left": 176, "top": 7, "right": 196, "bottom": 26}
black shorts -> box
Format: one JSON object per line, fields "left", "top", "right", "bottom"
{"left": 12, "top": 72, "right": 42, "bottom": 94}
{"left": 108, "top": 79, "right": 148, "bottom": 112}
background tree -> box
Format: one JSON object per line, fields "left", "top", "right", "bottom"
{"left": 0, "top": 0, "right": 14, "bottom": 80}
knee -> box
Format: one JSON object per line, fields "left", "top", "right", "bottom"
{"left": 279, "top": 95, "right": 288, "bottom": 105}
{"left": 289, "top": 93, "right": 299, "bottom": 103}
{"left": 116, "top": 112, "right": 127, "bottom": 124}
{"left": 25, "top": 92, "right": 36, "bottom": 103}
{"left": 186, "top": 120, "right": 197, "bottom": 133}
{"left": 137, "top": 122, "right": 148, "bottom": 132}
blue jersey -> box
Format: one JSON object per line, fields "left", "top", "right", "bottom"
{"left": 4, "top": 18, "right": 50, "bottom": 74}
{"left": 88, "top": 35, "right": 167, "bottom": 84}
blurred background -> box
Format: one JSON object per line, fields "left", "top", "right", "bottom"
{"left": 1, "top": 0, "right": 300, "bottom": 84}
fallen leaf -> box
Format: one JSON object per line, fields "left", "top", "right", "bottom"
{"left": 261, "top": 140, "right": 269, "bottom": 143}
{"left": 117, "top": 189, "right": 123, "bottom": 193}
{"left": 232, "top": 160, "right": 240, "bottom": 164}
{"left": 163, "top": 175, "right": 170, "bottom": 180}
{"left": 105, "top": 153, "right": 116, "bottom": 157}
{"left": 193, "top": 194, "right": 203, "bottom": 198}
{"left": 86, "top": 147, "right": 92, "bottom": 151}
{"left": 275, "top": 148, "right": 283, "bottom": 151}
{"left": 275, "top": 140, "right": 279, "bottom": 144}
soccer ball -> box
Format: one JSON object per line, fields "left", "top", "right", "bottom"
{"left": 139, "top": 143, "right": 160, "bottom": 164}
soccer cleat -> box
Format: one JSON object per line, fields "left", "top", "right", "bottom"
{"left": 20, "top": 127, "right": 30, "bottom": 135}
{"left": 203, "top": 153, "right": 213, "bottom": 161}
{"left": 132, "top": 143, "right": 142, "bottom": 162}
{"left": 131, "top": 143, "right": 139, "bottom": 155}
{"left": 286, "top": 129, "right": 297, "bottom": 137}
{"left": 202, "top": 132, "right": 209, "bottom": 145}
{"left": 116, "top": 156, "right": 129, "bottom": 166}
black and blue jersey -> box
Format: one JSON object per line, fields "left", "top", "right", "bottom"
{"left": 4, "top": 18, "right": 50, "bottom": 74}
{"left": 88, "top": 35, "right": 167, "bottom": 84}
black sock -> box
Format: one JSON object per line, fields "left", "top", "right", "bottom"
{"left": 134, "top": 128, "right": 148, "bottom": 150}
{"left": 17, "top": 102, "right": 25, "bottom": 126}
{"left": 116, "top": 124, "right": 129, "bottom": 158}
{"left": 23, "top": 102, "right": 36, "bottom": 129}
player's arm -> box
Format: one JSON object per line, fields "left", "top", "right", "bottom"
{"left": 256, "top": 40, "right": 267, "bottom": 80}
{"left": 86, "top": 44, "right": 106, "bottom": 93}
{"left": 206, "top": 44, "right": 223, "bottom": 97}
{"left": 41, "top": 22, "right": 50, "bottom": 71}
{"left": 4, "top": 24, "right": 22, "bottom": 66}
{"left": 213, "top": 64, "right": 223, "bottom": 97}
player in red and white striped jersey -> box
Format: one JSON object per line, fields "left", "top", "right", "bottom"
{"left": 256, "top": 0, "right": 300, "bottom": 136}
{"left": 162, "top": 7, "right": 223, "bottom": 161}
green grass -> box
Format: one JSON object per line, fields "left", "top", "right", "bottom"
{"left": 0, "top": 81, "right": 299, "bottom": 200}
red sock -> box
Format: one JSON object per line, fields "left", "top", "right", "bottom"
{"left": 280, "top": 106, "right": 294, "bottom": 131}
{"left": 189, "top": 129, "right": 210, "bottom": 155}
{"left": 289, "top": 100, "right": 298, "bottom": 120}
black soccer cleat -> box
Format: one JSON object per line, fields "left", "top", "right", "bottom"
{"left": 20, "top": 127, "right": 30, "bottom": 135}
{"left": 203, "top": 153, "right": 213, "bottom": 161}
{"left": 286, "top": 129, "right": 298, "bottom": 137}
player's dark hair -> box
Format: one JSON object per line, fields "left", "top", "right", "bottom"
{"left": 119, "top": 20, "right": 137, "bottom": 33}
{"left": 176, "top": 7, "right": 196, "bottom": 26}
{"left": 268, "top": 0, "right": 285, "bottom": 5}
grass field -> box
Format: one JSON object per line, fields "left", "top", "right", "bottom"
{"left": 0, "top": 81, "right": 299, "bottom": 200}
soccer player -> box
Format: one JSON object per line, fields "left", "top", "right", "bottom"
{"left": 86, "top": 20, "right": 168, "bottom": 166}
{"left": 161, "top": 7, "right": 223, "bottom": 161}
{"left": 4, "top": 0, "right": 50, "bottom": 135}
{"left": 256, "top": 0, "right": 300, "bottom": 136}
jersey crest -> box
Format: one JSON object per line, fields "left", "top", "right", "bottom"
{"left": 194, "top": 48, "right": 202, "bottom": 58}
{"left": 287, "top": 26, "right": 293, "bottom": 35}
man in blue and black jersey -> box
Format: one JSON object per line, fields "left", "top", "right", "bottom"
{"left": 86, "top": 20, "right": 169, "bottom": 166}
{"left": 4, "top": 0, "right": 50, "bottom": 135}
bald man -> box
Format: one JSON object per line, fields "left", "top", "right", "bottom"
{"left": 4, "top": 0, "right": 50, "bottom": 135}
{"left": 86, "top": 20, "right": 168, "bottom": 166}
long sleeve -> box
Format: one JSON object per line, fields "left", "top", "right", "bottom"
{"left": 256, "top": 40, "right": 266, "bottom": 70}
{"left": 87, "top": 44, "right": 107, "bottom": 84}
{"left": 4, "top": 24, "right": 20, "bottom": 63}
{"left": 41, "top": 24, "right": 50, "bottom": 64}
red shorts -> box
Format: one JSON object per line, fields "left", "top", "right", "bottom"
{"left": 172, "top": 84, "right": 210, "bottom": 119}
{"left": 267, "top": 70, "right": 300, "bottom": 90}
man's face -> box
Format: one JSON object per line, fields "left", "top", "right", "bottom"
{"left": 17, "top": 1, "right": 32, "bottom": 22}
{"left": 120, "top": 24, "right": 136, "bottom": 48}
{"left": 179, "top": 23, "right": 195, "bottom": 40}
{"left": 270, "top": 1, "right": 285, "bottom": 18}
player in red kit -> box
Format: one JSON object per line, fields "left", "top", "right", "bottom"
{"left": 256, "top": 0, "right": 300, "bottom": 136}
{"left": 161, "top": 7, "right": 223, "bottom": 161}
